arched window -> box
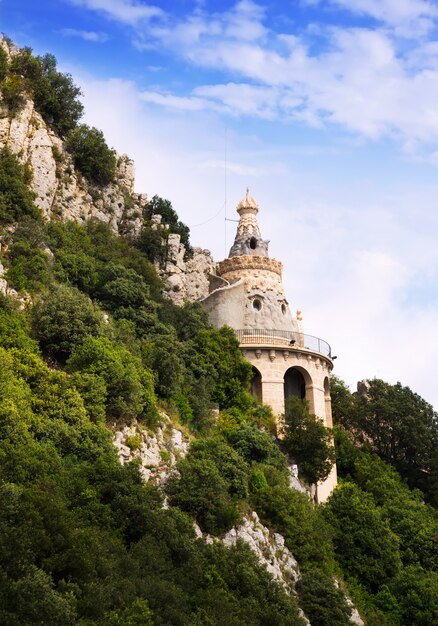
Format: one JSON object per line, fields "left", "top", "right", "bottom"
{"left": 284, "top": 367, "right": 306, "bottom": 402}
{"left": 249, "top": 237, "right": 257, "bottom": 250}
{"left": 251, "top": 366, "right": 262, "bottom": 402}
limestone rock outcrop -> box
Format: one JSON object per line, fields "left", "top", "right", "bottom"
{"left": 112, "top": 417, "right": 190, "bottom": 486}
{"left": 156, "top": 230, "right": 215, "bottom": 304}
{"left": 0, "top": 95, "right": 145, "bottom": 235}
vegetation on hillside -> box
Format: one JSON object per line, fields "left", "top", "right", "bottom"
{"left": 1, "top": 39, "right": 438, "bottom": 626}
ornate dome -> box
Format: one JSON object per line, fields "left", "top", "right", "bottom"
{"left": 236, "top": 189, "right": 259, "bottom": 214}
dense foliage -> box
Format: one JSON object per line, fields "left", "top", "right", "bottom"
{"left": 329, "top": 385, "right": 438, "bottom": 625}
{"left": 282, "top": 396, "right": 336, "bottom": 484}
{"left": 331, "top": 376, "right": 438, "bottom": 506}
{"left": 66, "top": 124, "right": 117, "bottom": 185}
{"left": 0, "top": 337, "right": 305, "bottom": 625}
{"left": 0, "top": 148, "right": 40, "bottom": 224}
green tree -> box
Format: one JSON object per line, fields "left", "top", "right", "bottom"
{"left": 1, "top": 74, "right": 26, "bottom": 114}
{"left": 143, "top": 195, "right": 191, "bottom": 255}
{"left": 332, "top": 378, "right": 438, "bottom": 503}
{"left": 6, "top": 240, "right": 50, "bottom": 292}
{"left": 251, "top": 484, "right": 335, "bottom": 570}
{"left": 357, "top": 380, "right": 438, "bottom": 496}
{"left": 9, "top": 48, "right": 83, "bottom": 135}
{"left": 184, "top": 326, "right": 253, "bottom": 413}
{"left": 323, "top": 482, "right": 402, "bottom": 592}
{"left": 166, "top": 456, "right": 241, "bottom": 535}
{"left": 283, "top": 396, "right": 335, "bottom": 484}
{"left": 226, "top": 422, "right": 288, "bottom": 473}
{"left": 95, "top": 262, "right": 152, "bottom": 312}
{"left": 66, "top": 124, "right": 116, "bottom": 185}
{"left": 32, "top": 284, "right": 104, "bottom": 361}
{"left": 0, "top": 147, "right": 40, "bottom": 224}
{"left": 390, "top": 565, "right": 438, "bottom": 625}
{"left": 66, "top": 336, "right": 156, "bottom": 422}
{"left": 297, "top": 569, "right": 352, "bottom": 626}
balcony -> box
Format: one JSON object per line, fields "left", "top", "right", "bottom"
{"left": 235, "top": 328, "right": 332, "bottom": 358}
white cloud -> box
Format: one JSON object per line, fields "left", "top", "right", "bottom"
{"left": 60, "top": 28, "right": 109, "bottom": 42}
{"left": 329, "top": 0, "right": 438, "bottom": 36}
{"left": 140, "top": 90, "right": 214, "bottom": 112}
{"left": 67, "top": 0, "right": 163, "bottom": 25}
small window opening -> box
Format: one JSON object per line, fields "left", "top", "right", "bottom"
{"left": 281, "top": 303, "right": 287, "bottom": 314}
{"left": 253, "top": 299, "right": 262, "bottom": 311}
{"left": 249, "top": 237, "right": 257, "bottom": 250}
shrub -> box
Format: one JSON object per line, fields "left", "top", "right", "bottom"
{"left": 67, "top": 336, "right": 157, "bottom": 422}
{"left": 1, "top": 74, "right": 26, "bottom": 114}
{"left": 9, "top": 48, "right": 83, "bottom": 135}
{"left": 31, "top": 284, "right": 104, "bottom": 361}
{"left": 297, "top": 569, "right": 351, "bottom": 626}
{"left": 283, "top": 396, "right": 335, "bottom": 484}
{"left": 6, "top": 240, "right": 51, "bottom": 292}
{"left": 66, "top": 124, "right": 116, "bottom": 185}
{"left": 0, "top": 147, "right": 40, "bottom": 224}
{"left": 166, "top": 456, "right": 241, "bottom": 535}
{"left": 0, "top": 45, "right": 8, "bottom": 81}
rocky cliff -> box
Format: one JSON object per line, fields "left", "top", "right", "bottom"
{"left": 0, "top": 37, "right": 215, "bottom": 303}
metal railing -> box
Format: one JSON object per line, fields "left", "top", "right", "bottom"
{"left": 235, "top": 328, "right": 331, "bottom": 358}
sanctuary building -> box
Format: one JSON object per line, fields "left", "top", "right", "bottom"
{"left": 202, "top": 191, "right": 337, "bottom": 502}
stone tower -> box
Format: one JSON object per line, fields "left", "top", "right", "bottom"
{"left": 202, "top": 191, "right": 337, "bottom": 502}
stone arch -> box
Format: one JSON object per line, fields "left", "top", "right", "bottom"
{"left": 251, "top": 366, "right": 262, "bottom": 403}
{"left": 283, "top": 366, "right": 312, "bottom": 404}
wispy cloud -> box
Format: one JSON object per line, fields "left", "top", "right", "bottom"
{"left": 328, "top": 0, "right": 438, "bottom": 36}
{"left": 67, "top": 0, "right": 163, "bottom": 25}
{"left": 60, "top": 27, "right": 109, "bottom": 42}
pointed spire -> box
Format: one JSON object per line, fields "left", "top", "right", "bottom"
{"left": 229, "top": 191, "right": 269, "bottom": 258}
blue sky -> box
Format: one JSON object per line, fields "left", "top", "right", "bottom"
{"left": 2, "top": 0, "right": 438, "bottom": 408}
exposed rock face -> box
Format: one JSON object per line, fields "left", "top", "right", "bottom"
{"left": 112, "top": 417, "right": 190, "bottom": 486}
{"left": 0, "top": 81, "right": 144, "bottom": 237}
{"left": 157, "top": 231, "right": 215, "bottom": 304}
{"left": 196, "top": 511, "right": 310, "bottom": 625}
{"left": 357, "top": 379, "right": 371, "bottom": 398}
{"left": 223, "top": 511, "right": 301, "bottom": 589}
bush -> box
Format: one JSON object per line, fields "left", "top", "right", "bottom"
{"left": 283, "top": 396, "right": 335, "bottom": 484}
{"left": 66, "top": 124, "right": 116, "bottom": 185}
{"left": 1, "top": 74, "right": 26, "bottom": 114}
{"left": 9, "top": 48, "right": 83, "bottom": 135}
{"left": 0, "top": 147, "right": 40, "bottom": 224}
{"left": 0, "top": 45, "right": 8, "bottom": 81}
{"left": 251, "top": 484, "right": 335, "bottom": 570}
{"left": 0, "top": 296, "right": 38, "bottom": 352}
{"left": 6, "top": 240, "right": 51, "bottom": 292}
{"left": 323, "top": 482, "right": 402, "bottom": 592}
{"left": 32, "top": 284, "right": 104, "bottom": 361}
{"left": 166, "top": 456, "right": 241, "bottom": 535}
{"left": 297, "top": 569, "right": 351, "bottom": 626}
{"left": 67, "top": 336, "right": 157, "bottom": 422}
